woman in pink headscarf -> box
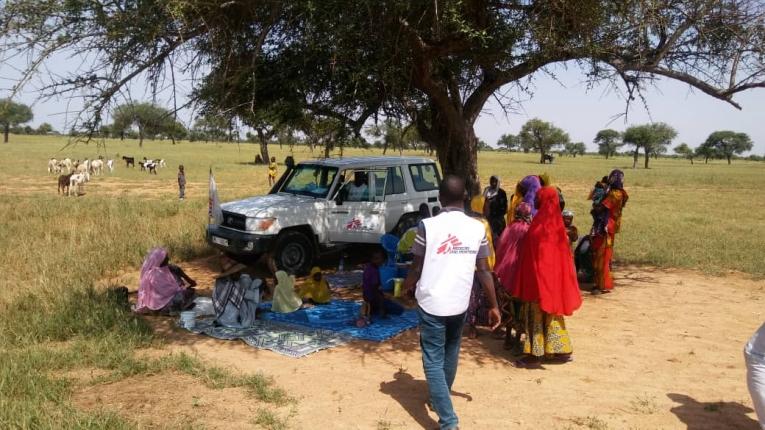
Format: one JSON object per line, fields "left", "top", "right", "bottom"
{"left": 135, "top": 248, "right": 197, "bottom": 313}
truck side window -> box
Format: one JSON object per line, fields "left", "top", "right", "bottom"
{"left": 409, "top": 163, "right": 440, "bottom": 192}
{"left": 385, "top": 166, "right": 406, "bottom": 195}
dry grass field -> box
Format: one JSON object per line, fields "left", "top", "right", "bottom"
{"left": 0, "top": 135, "right": 763, "bottom": 429}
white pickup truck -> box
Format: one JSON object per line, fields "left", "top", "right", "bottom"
{"left": 206, "top": 156, "right": 442, "bottom": 274}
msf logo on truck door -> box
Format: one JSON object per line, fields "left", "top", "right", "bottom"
{"left": 346, "top": 217, "right": 377, "bottom": 232}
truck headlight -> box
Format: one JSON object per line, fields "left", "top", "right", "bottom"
{"left": 246, "top": 217, "right": 277, "bottom": 232}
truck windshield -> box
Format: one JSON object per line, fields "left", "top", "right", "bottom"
{"left": 281, "top": 164, "right": 338, "bottom": 198}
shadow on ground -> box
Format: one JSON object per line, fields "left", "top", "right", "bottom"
{"left": 667, "top": 393, "right": 759, "bottom": 430}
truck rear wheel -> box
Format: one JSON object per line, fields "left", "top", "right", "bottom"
{"left": 272, "top": 230, "right": 314, "bottom": 276}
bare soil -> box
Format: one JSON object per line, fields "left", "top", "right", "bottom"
{"left": 78, "top": 258, "right": 765, "bottom": 429}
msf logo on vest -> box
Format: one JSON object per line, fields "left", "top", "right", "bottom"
{"left": 436, "top": 234, "right": 476, "bottom": 255}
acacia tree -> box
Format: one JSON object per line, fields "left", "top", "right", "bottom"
{"left": 623, "top": 123, "right": 677, "bottom": 168}
{"left": 112, "top": 102, "right": 180, "bottom": 146}
{"left": 593, "top": 129, "right": 622, "bottom": 159}
{"left": 496, "top": 133, "right": 519, "bottom": 152}
{"left": 564, "top": 141, "right": 587, "bottom": 157}
{"left": 2, "top": 1, "right": 765, "bottom": 184}
{"left": 673, "top": 143, "right": 695, "bottom": 164}
{"left": 0, "top": 99, "right": 33, "bottom": 143}
{"left": 519, "top": 118, "right": 570, "bottom": 163}
{"left": 695, "top": 141, "right": 719, "bottom": 164}
{"left": 703, "top": 130, "right": 753, "bottom": 164}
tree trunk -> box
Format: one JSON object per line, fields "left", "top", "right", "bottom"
{"left": 705, "top": 156, "right": 709, "bottom": 164}
{"left": 425, "top": 121, "right": 478, "bottom": 190}
{"left": 644, "top": 147, "right": 650, "bottom": 169}
{"left": 539, "top": 150, "right": 546, "bottom": 164}
{"left": 138, "top": 127, "right": 144, "bottom": 148}
{"left": 727, "top": 155, "right": 732, "bottom": 164}
{"left": 382, "top": 141, "right": 388, "bottom": 155}
{"left": 3, "top": 124, "right": 8, "bottom": 143}
{"left": 324, "top": 144, "right": 331, "bottom": 158}
{"left": 690, "top": 157, "right": 694, "bottom": 165}
{"left": 632, "top": 148, "right": 639, "bottom": 169}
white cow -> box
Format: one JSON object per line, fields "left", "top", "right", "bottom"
{"left": 90, "top": 159, "right": 104, "bottom": 176}
{"left": 48, "top": 158, "right": 59, "bottom": 174}
{"left": 106, "top": 159, "right": 114, "bottom": 172}
{"left": 68, "top": 173, "right": 87, "bottom": 196}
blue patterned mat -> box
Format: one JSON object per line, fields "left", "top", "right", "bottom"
{"left": 324, "top": 270, "right": 364, "bottom": 288}
{"left": 260, "top": 300, "right": 419, "bottom": 342}
{"left": 183, "top": 318, "right": 351, "bottom": 358}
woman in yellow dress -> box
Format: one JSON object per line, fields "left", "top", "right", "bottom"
{"left": 268, "top": 157, "right": 278, "bottom": 186}
{"left": 300, "top": 267, "right": 332, "bottom": 304}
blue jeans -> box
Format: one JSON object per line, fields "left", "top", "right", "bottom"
{"left": 418, "top": 307, "right": 466, "bottom": 430}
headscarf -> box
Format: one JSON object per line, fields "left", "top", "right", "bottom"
{"left": 213, "top": 275, "right": 255, "bottom": 317}
{"left": 539, "top": 172, "right": 552, "bottom": 187}
{"left": 607, "top": 169, "right": 629, "bottom": 207}
{"left": 511, "top": 187, "right": 582, "bottom": 316}
{"left": 514, "top": 202, "right": 533, "bottom": 223}
{"left": 272, "top": 271, "right": 302, "bottom": 313}
{"left": 302, "top": 267, "right": 331, "bottom": 303}
{"left": 483, "top": 175, "right": 500, "bottom": 200}
{"left": 136, "top": 248, "right": 183, "bottom": 312}
{"left": 519, "top": 175, "right": 541, "bottom": 215}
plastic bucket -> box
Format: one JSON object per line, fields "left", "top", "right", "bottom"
{"left": 179, "top": 311, "right": 196, "bottom": 329}
{"left": 379, "top": 265, "right": 398, "bottom": 292}
{"left": 392, "top": 278, "right": 404, "bottom": 298}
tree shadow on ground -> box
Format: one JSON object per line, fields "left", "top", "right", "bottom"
{"left": 667, "top": 393, "right": 759, "bottom": 430}
{"left": 379, "top": 370, "right": 474, "bottom": 430}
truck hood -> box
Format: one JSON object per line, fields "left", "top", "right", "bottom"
{"left": 220, "top": 193, "right": 319, "bottom": 217}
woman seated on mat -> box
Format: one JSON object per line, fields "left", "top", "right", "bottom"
{"left": 135, "top": 247, "right": 197, "bottom": 314}
{"left": 362, "top": 248, "right": 404, "bottom": 318}
{"left": 272, "top": 270, "right": 303, "bottom": 313}
{"left": 213, "top": 263, "right": 263, "bottom": 328}
{"left": 300, "top": 267, "right": 332, "bottom": 304}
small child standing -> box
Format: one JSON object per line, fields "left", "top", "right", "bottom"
{"left": 562, "top": 209, "right": 578, "bottom": 245}
{"left": 268, "top": 157, "right": 278, "bottom": 186}
{"left": 362, "top": 248, "right": 404, "bottom": 318}
{"left": 178, "top": 165, "right": 186, "bottom": 200}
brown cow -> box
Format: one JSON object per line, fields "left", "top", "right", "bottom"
{"left": 57, "top": 173, "right": 74, "bottom": 195}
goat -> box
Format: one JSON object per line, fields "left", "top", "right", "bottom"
{"left": 139, "top": 161, "right": 146, "bottom": 171}
{"left": 90, "top": 159, "right": 104, "bottom": 176}
{"left": 68, "top": 173, "right": 87, "bottom": 196}
{"left": 74, "top": 163, "right": 91, "bottom": 182}
{"left": 106, "top": 159, "right": 114, "bottom": 172}
{"left": 145, "top": 162, "right": 158, "bottom": 174}
{"left": 158, "top": 159, "right": 167, "bottom": 168}
{"left": 122, "top": 156, "right": 135, "bottom": 168}
{"left": 60, "top": 158, "right": 72, "bottom": 173}
{"left": 48, "top": 158, "right": 59, "bottom": 174}
{"left": 57, "top": 173, "right": 73, "bottom": 195}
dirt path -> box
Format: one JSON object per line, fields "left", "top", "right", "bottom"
{"left": 84, "top": 261, "right": 765, "bottom": 429}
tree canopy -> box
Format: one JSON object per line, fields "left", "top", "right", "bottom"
{"left": 2, "top": 1, "right": 764, "bottom": 180}
{"left": 519, "top": 118, "right": 570, "bottom": 163}
{"left": 673, "top": 142, "right": 695, "bottom": 164}
{"left": 564, "top": 141, "right": 587, "bottom": 157}
{"left": 112, "top": 103, "right": 186, "bottom": 146}
{"left": 496, "top": 134, "right": 519, "bottom": 152}
{"left": 0, "top": 99, "right": 33, "bottom": 143}
{"left": 623, "top": 123, "right": 677, "bottom": 168}
{"left": 703, "top": 130, "right": 753, "bottom": 164}
{"left": 593, "top": 129, "right": 623, "bottom": 159}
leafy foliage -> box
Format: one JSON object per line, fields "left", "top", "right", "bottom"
{"left": 519, "top": 118, "right": 570, "bottom": 163}
{"left": 0, "top": 99, "right": 33, "bottom": 143}
{"left": 623, "top": 123, "right": 677, "bottom": 168}
{"left": 703, "top": 130, "right": 753, "bottom": 164}
{"left": 593, "top": 129, "right": 623, "bottom": 159}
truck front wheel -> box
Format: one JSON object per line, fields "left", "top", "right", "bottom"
{"left": 272, "top": 230, "right": 314, "bottom": 276}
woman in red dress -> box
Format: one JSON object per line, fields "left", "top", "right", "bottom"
{"left": 511, "top": 186, "right": 582, "bottom": 365}
{"left": 591, "top": 169, "right": 629, "bottom": 294}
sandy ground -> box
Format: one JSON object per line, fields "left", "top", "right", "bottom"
{"left": 77, "top": 257, "right": 765, "bottom": 430}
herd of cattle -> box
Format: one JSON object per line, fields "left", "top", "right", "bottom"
{"left": 49, "top": 156, "right": 167, "bottom": 196}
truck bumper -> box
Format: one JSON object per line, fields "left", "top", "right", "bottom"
{"left": 206, "top": 224, "right": 276, "bottom": 255}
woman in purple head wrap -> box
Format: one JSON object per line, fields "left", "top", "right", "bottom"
{"left": 520, "top": 175, "right": 542, "bottom": 215}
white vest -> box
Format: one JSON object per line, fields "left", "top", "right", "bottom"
{"left": 416, "top": 211, "right": 486, "bottom": 316}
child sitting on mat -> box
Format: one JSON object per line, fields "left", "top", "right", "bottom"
{"left": 362, "top": 248, "right": 404, "bottom": 318}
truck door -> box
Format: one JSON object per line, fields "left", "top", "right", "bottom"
{"left": 327, "top": 169, "right": 388, "bottom": 243}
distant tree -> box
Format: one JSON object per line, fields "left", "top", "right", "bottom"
{"left": 112, "top": 102, "right": 176, "bottom": 146}
{"left": 496, "top": 133, "right": 519, "bottom": 151}
{"left": 703, "top": 131, "right": 753, "bottom": 165}
{"left": 564, "top": 141, "right": 587, "bottom": 157}
{"left": 192, "top": 114, "right": 230, "bottom": 143}
{"left": 673, "top": 143, "right": 695, "bottom": 164}
{"left": 303, "top": 116, "right": 351, "bottom": 158}
{"left": 36, "top": 122, "right": 54, "bottom": 135}
{"left": 367, "top": 118, "right": 411, "bottom": 155}
{"left": 477, "top": 139, "right": 494, "bottom": 152}
{"left": 593, "top": 129, "right": 623, "bottom": 159}
{"left": 519, "top": 119, "right": 570, "bottom": 164}
{"left": 623, "top": 123, "right": 677, "bottom": 169}
{"left": 0, "top": 99, "right": 33, "bottom": 143}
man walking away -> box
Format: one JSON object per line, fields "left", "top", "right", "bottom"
{"left": 404, "top": 175, "right": 501, "bottom": 430}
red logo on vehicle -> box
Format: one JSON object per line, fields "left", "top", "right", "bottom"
{"left": 346, "top": 218, "right": 362, "bottom": 230}
{"left": 437, "top": 234, "right": 463, "bottom": 254}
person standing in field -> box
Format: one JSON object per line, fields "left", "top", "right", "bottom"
{"left": 177, "top": 165, "right": 186, "bottom": 200}
{"left": 511, "top": 186, "right": 582, "bottom": 367}
{"left": 268, "top": 157, "right": 278, "bottom": 186}
{"left": 404, "top": 175, "right": 500, "bottom": 430}
{"left": 590, "top": 169, "right": 629, "bottom": 295}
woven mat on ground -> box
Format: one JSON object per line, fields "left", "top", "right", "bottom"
{"left": 183, "top": 318, "right": 351, "bottom": 358}
{"left": 259, "top": 299, "right": 419, "bottom": 342}
{"left": 324, "top": 270, "right": 364, "bottom": 288}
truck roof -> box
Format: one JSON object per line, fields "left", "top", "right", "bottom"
{"left": 297, "top": 156, "right": 436, "bottom": 169}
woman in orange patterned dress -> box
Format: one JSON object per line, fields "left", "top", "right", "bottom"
{"left": 591, "top": 169, "right": 629, "bottom": 295}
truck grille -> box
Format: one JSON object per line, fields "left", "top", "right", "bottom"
{"left": 221, "top": 211, "right": 247, "bottom": 230}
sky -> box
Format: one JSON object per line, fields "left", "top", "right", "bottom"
{"left": 1, "top": 53, "right": 764, "bottom": 155}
